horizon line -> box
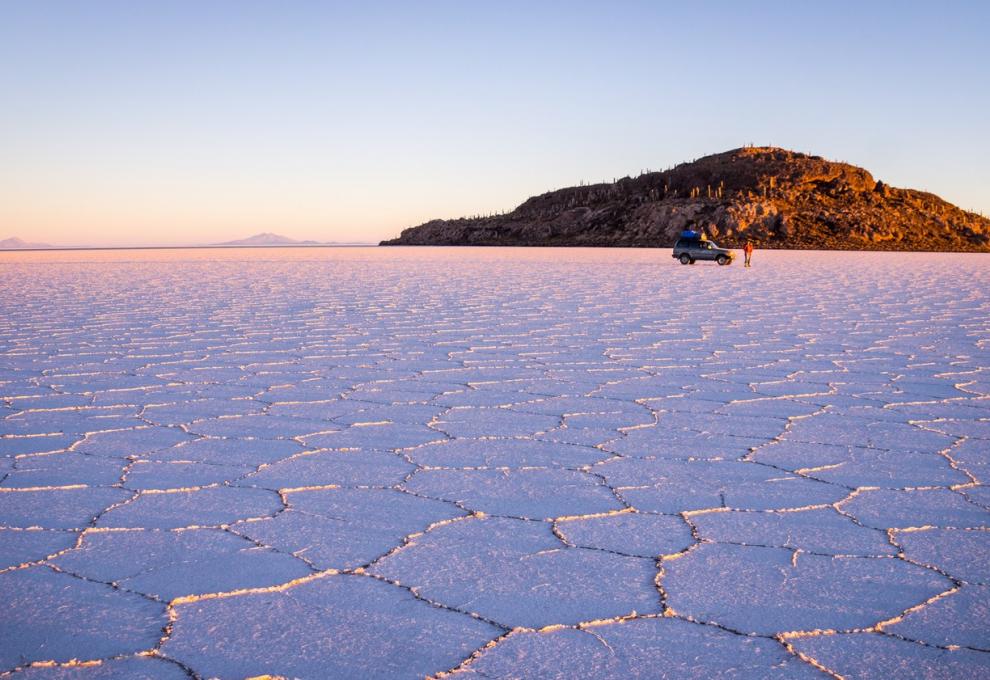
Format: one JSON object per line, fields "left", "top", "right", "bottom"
{"left": 0, "top": 243, "right": 379, "bottom": 253}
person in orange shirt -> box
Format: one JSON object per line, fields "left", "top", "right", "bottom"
{"left": 743, "top": 240, "right": 754, "bottom": 267}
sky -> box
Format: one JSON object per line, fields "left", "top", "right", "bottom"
{"left": 1, "top": 1, "right": 988, "bottom": 247}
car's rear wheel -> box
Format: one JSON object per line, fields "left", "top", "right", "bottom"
{"left": 679, "top": 254, "right": 691, "bottom": 265}
{"left": 716, "top": 255, "right": 729, "bottom": 266}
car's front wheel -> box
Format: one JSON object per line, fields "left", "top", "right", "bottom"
{"left": 679, "top": 254, "right": 691, "bottom": 265}
{"left": 716, "top": 255, "right": 729, "bottom": 266}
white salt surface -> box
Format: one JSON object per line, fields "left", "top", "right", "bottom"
{"left": 1, "top": 246, "right": 988, "bottom": 678}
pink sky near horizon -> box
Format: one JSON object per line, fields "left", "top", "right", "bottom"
{"left": 2, "top": 2, "right": 988, "bottom": 248}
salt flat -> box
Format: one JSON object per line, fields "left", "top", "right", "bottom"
{"left": 1, "top": 246, "right": 988, "bottom": 679}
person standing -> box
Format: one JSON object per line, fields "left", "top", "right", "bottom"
{"left": 743, "top": 240, "right": 754, "bottom": 267}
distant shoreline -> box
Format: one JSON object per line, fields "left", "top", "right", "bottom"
{"left": 2, "top": 244, "right": 987, "bottom": 255}
{"left": 0, "top": 244, "right": 376, "bottom": 252}
{"left": 376, "top": 243, "right": 990, "bottom": 254}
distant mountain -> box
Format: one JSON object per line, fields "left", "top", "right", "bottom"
{"left": 214, "top": 232, "right": 322, "bottom": 246}
{"left": 382, "top": 147, "right": 990, "bottom": 252}
{"left": 0, "top": 236, "right": 54, "bottom": 249}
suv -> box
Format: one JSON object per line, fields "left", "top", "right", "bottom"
{"left": 672, "top": 236, "right": 734, "bottom": 266}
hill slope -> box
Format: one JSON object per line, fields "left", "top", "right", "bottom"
{"left": 381, "top": 148, "right": 989, "bottom": 251}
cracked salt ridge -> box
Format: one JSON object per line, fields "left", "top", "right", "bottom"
{"left": 232, "top": 487, "right": 466, "bottom": 570}
{"left": 752, "top": 439, "right": 973, "bottom": 489}
{"left": 1, "top": 250, "right": 990, "bottom": 678}
{"left": 401, "top": 467, "right": 624, "bottom": 519}
{"left": 3, "top": 455, "right": 127, "bottom": 489}
{"left": 597, "top": 457, "right": 850, "bottom": 513}
{"left": 883, "top": 584, "right": 990, "bottom": 650}
{"left": 839, "top": 488, "right": 990, "bottom": 530}
{"left": 370, "top": 515, "right": 662, "bottom": 629}
{"left": 448, "top": 618, "right": 822, "bottom": 678}
{"left": 790, "top": 633, "right": 990, "bottom": 678}
{"left": 162, "top": 571, "right": 500, "bottom": 678}
{"left": 95, "top": 486, "right": 283, "bottom": 529}
{"left": 3, "top": 656, "right": 190, "bottom": 679}
{"left": 52, "top": 527, "right": 313, "bottom": 601}
{"left": 238, "top": 448, "right": 416, "bottom": 489}
{"left": 0, "top": 566, "right": 165, "bottom": 670}
{"left": 407, "top": 438, "right": 609, "bottom": 468}
{"left": 0, "top": 529, "right": 79, "bottom": 571}
{"left": 690, "top": 507, "right": 898, "bottom": 557}
{"left": 663, "top": 542, "right": 952, "bottom": 635}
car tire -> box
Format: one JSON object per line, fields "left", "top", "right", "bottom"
{"left": 679, "top": 254, "right": 691, "bottom": 265}
{"left": 716, "top": 255, "right": 729, "bottom": 266}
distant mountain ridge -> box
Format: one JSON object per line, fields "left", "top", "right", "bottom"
{"left": 0, "top": 236, "right": 54, "bottom": 249}
{"left": 1, "top": 233, "right": 373, "bottom": 249}
{"left": 381, "top": 147, "right": 990, "bottom": 251}
{"left": 214, "top": 232, "right": 322, "bottom": 246}
{"left": 213, "top": 232, "right": 372, "bottom": 246}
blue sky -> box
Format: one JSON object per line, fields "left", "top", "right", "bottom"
{"left": 1, "top": 1, "right": 987, "bottom": 246}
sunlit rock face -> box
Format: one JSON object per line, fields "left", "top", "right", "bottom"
{"left": 1, "top": 246, "right": 988, "bottom": 677}
{"left": 383, "top": 147, "right": 990, "bottom": 251}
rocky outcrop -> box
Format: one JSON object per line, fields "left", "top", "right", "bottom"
{"left": 381, "top": 147, "right": 990, "bottom": 251}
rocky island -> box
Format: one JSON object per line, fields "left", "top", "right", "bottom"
{"left": 381, "top": 147, "right": 990, "bottom": 251}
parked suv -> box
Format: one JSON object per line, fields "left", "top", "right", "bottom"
{"left": 672, "top": 234, "right": 734, "bottom": 266}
